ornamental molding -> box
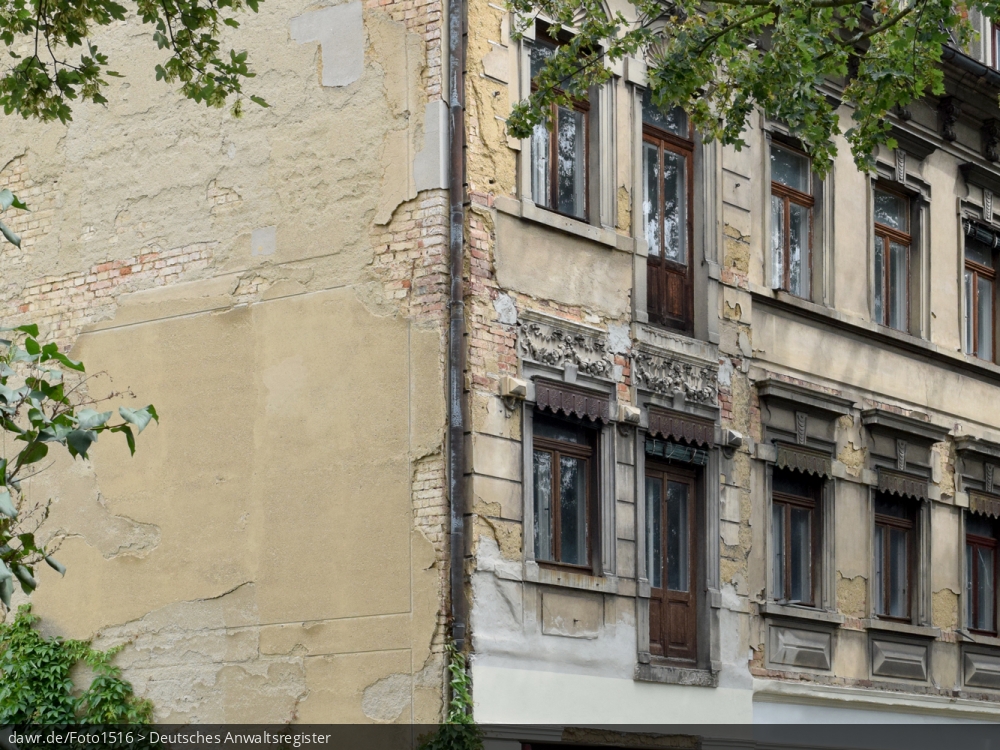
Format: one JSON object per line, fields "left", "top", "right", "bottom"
{"left": 632, "top": 343, "right": 718, "bottom": 405}
{"left": 516, "top": 311, "right": 614, "bottom": 380}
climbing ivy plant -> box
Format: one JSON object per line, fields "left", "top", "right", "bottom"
{"left": 0, "top": 321, "right": 157, "bottom": 613}
{"left": 0, "top": 604, "right": 153, "bottom": 724}
{"left": 420, "top": 642, "right": 483, "bottom": 750}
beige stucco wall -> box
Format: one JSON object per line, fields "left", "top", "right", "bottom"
{"left": 1, "top": 0, "right": 449, "bottom": 724}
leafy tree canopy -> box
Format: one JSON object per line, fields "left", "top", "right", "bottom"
{"left": 506, "top": 0, "right": 999, "bottom": 175}
{"left": 0, "top": 0, "right": 266, "bottom": 125}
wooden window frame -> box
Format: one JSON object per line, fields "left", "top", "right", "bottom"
{"left": 645, "top": 460, "right": 699, "bottom": 663}
{"left": 642, "top": 117, "right": 694, "bottom": 332}
{"left": 965, "top": 254, "right": 996, "bottom": 362}
{"left": 529, "top": 28, "right": 591, "bottom": 223}
{"left": 993, "top": 22, "right": 1000, "bottom": 71}
{"left": 532, "top": 424, "right": 598, "bottom": 572}
{"left": 874, "top": 504, "right": 915, "bottom": 621}
{"left": 873, "top": 186, "right": 912, "bottom": 331}
{"left": 770, "top": 143, "right": 815, "bottom": 299}
{"left": 967, "top": 529, "right": 998, "bottom": 635}
{"left": 772, "top": 482, "right": 820, "bottom": 607}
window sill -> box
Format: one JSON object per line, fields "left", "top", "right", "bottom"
{"left": 522, "top": 560, "right": 630, "bottom": 595}
{"left": 759, "top": 601, "right": 845, "bottom": 626}
{"left": 959, "top": 629, "right": 1000, "bottom": 648}
{"left": 495, "top": 195, "right": 636, "bottom": 254}
{"left": 863, "top": 618, "right": 941, "bottom": 639}
{"left": 634, "top": 661, "right": 718, "bottom": 687}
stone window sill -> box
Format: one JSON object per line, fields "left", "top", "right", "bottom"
{"left": 959, "top": 629, "right": 1000, "bottom": 648}
{"left": 522, "top": 560, "right": 632, "bottom": 595}
{"left": 759, "top": 601, "right": 845, "bottom": 626}
{"left": 863, "top": 618, "right": 941, "bottom": 639}
{"left": 634, "top": 661, "right": 718, "bottom": 687}
{"left": 495, "top": 195, "right": 636, "bottom": 254}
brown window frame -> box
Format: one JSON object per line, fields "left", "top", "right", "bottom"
{"left": 642, "top": 117, "right": 694, "bottom": 332}
{"left": 771, "top": 475, "right": 820, "bottom": 607}
{"left": 770, "top": 143, "right": 815, "bottom": 299}
{"left": 532, "top": 420, "right": 598, "bottom": 572}
{"left": 965, "top": 254, "right": 996, "bottom": 362}
{"left": 873, "top": 501, "right": 915, "bottom": 621}
{"left": 645, "top": 461, "right": 699, "bottom": 664}
{"left": 529, "top": 28, "right": 591, "bottom": 223}
{"left": 873, "top": 186, "right": 912, "bottom": 331}
{"left": 967, "top": 527, "right": 998, "bottom": 635}
{"left": 993, "top": 22, "right": 1000, "bottom": 71}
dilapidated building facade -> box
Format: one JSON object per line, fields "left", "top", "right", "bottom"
{"left": 461, "top": 0, "right": 1000, "bottom": 729}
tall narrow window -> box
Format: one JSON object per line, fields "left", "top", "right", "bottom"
{"left": 873, "top": 187, "right": 911, "bottom": 332}
{"left": 770, "top": 143, "right": 813, "bottom": 299}
{"left": 642, "top": 89, "right": 693, "bottom": 333}
{"left": 532, "top": 414, "right": 596, "bottom": 568}
{"left": 646, "top": 460, "right": 698, "bottom": 662}
{"left": 964, "top": 227, "right": 995, "bottom": 362}
{"left": 529, "top": 34, "right": 588, "bottom": 221}
{"left": 771, "top": 469, "right": 820, "bottom": 605}
{"left": 967, "top": 514, "right": 997, "bottom": 634}
{"left": 873, "top": 494, "right": 915, "bottom": 620}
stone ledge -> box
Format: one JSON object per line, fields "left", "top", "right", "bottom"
{"left": 495, "top": 195, "right": 635, "bottom": 253}
{"left": 863, "top": 618, "right": 941, "bottom": 639}
{"left": 759, "top": 601, "right": 846, "bottom": 626}
{"left": 634, "top": 661, "right": 718, "bottom": 687}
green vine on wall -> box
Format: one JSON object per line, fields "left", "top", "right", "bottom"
{"left": 419, "top": 642, "right": 482, "bottom": 750}
{"left": 0, "top": 605, "right": 153, "bottom": 725}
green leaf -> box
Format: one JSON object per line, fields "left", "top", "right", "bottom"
{"left": 16, "top": 442, "right": 48, "bottom": 467}
{"left": 0, "top": 188, "right": 27, "bottom": 212}
{"left": 0, "top": 488, "right": 15, "bottom": 518}
{"left": 24, "top": 337, "right": 39, "bottom": 355}
{"left": 0, "top": 563, "right": 11, "bottom": 608}
{"left": 76, "top": 409, "right": 112, "bottom": 430}
{"left": 0, "top": 219, "right": 21, "bottom": 248}
{"left": 44, "top": 555, "right": 66, "bottom": 576}
{"left": 119, "top": 405, "right": 156, "bottom": 434}
{"left": 13, "top": 564, "right": 35, "bottom": 593}
{"left": 66, "top": 429, "right": 97, "bottom": 458}
{"left": 13, "top": 323, "right": 38, "bottom": 337}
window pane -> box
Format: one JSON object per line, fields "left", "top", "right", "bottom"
{"left": 641, "top": 88, "right": 686, "bottom": 135}
{"left": 642, "top": 142, "right": 660, "bottom": 257}
{"left": 533, "top": 450, "right": 554, "bottom": 561}
{"left": 979, "top": 275, "right": 993, "bottom": 361}
{"left": 773, "top": 503, "right": 785, "bottom": 598}
{"left": 889, "top": 527, "right": 909, "bottom": 618}
{"left": 559, "top": 455, "right": 587, "bottom": 565}
{"left": 530, "top": 123, "right": 550, "bottom": 208}
{"left": 967, "top": 235, "right": 993, "bottom": 267}
{"left": 874, "top": 236, "right": 884, "bottom": 325}
{"left": 646, "top": 476, "right": 662, "bottom": 589}
{"left": 771, "top": 195, "right": 785, "bottom": 289}
{"left": 529, "top": 40, "right": 555, "bottom": 80}
{"left": 888, "top": 240, "right": 908, "bottom": 331}
{"left": 534, "top": 415, "right": 590, "bottom": 445}
{"left": 969, "top": 514, "right": 997, "bottom": 538}
{"left": 977, "top": 545, "right": 995, "bottom": 631}
{"left": 874, "top": 526, "right": 885, "bottom": 615}
{"left": 790, "top": 506, "right": 812, "bottom": 603}
{"left": 966, "top": 269, "right": 976, "bottom": 355}
{"left": 874, "top": 189, "right": 908, "bottom": 231}
{"left": 555, "top": 106, "right": 586, "bottom": 219}
{"left": 789, "top": 202, "right": 811, "bottom": 298}
{"left": 666, "top": 481, "right": 689, "bottom": 591}
{"left": 770, "top": 144, "right": 810, "bottom": 193}
{"left": 662, "top": 150, "right": 686, "bottom": 265}
{"left": 968, "top": 542, "right": 975, "bottom": 627}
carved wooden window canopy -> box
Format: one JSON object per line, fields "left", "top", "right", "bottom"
{"left": 534, "top": 379, "right": 610, "bottom": 423}
{"left": 877, "top": 467, "right": 929, "bottom": 501}
{"left": 970, "top": 491, "right": 1000, "bottom": 520}
{"left": 775, "top": 443, "right": 833, "bottom": 479}
{"left": 646, "top": 407, "right": 714, "bottom": 447}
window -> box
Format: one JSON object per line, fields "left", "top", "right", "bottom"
{"left": 964, "top": 226, "right": 996, "bottom": 362}
{"left": 645, "top": 453, "right": 698, "bottom": 662}
{"left": 873, "top": 187, "right": 911, "bottom": 331}
{"left": 532, "top": 413, "right": 597, "bottom": 568}
{"left": 873, "top": 494, "right": 915, "bottom": 620}
{"left": 770, "top": 143, "right": 813, "bottom": 299}
{"left": 967, "top": 514, "right": 997, "bottom": 634}
{"left": 641, "top": 89, "right": 693, "bottom": 332}
{"left": 529, "top": 33, "right": 588, "bottom": 221}
{"left": 771, "top": 469, "right": 820, "bottom": 606}
{"left": 993, "top": 22, "right": 1000, "bottom": 70}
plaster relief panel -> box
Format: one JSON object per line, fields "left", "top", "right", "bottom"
{"left": 964, "top": 650, "right": 1000, "bottom": 689}
{"left": 541, "top": 590, "right": 602, "bottom": 639}
{"left": 768, "top": 624, "right": 832, "bottom": 670}
{"left": 632, "top": 345, "right": 718, "bottom": 405}
{"left": 870, "top": 638, "right": 928, "bottom": 681}
{"left": 517, "top": 312, "right": 614, "bottom": 380}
